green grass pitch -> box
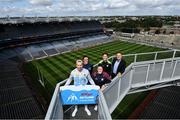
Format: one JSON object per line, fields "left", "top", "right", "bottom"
{"left": 24, "top": 39, "right": 170, "bottom": 118}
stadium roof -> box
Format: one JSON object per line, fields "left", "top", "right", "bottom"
{"left": 0, "top": 17, "right": 100, "bottom": 24}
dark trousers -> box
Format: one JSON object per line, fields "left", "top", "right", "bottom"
{"left": 111, "top": 73, "right": 117, "bottom": 79}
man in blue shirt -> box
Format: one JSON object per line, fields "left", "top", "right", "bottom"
{"left": 111, "top": 52, "right": 126, "bottom": 79}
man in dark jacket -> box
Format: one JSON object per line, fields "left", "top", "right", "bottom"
{"left": 111, "top": 52, "right": 126, "bottom": 79}
{"left": 82, "top": 56, "right": 93, "bottom": 74}
{"left": 98, "top": 53, "right": 111, "bottom": 76}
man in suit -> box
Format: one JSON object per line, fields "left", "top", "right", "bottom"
{"left": 111, "top": 52, "right": 126, "bottom": 79}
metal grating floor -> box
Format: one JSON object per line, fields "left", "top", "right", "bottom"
{"left": 63, "top": 105, "right": 98, "bottom": 119}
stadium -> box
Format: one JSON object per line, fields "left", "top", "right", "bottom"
{"left": 0, "top": 16, "right": 180, "bottom": 119}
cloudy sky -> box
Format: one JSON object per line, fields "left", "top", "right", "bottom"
{"left": 0, "top": 0, "right": 180, "bottom": 17}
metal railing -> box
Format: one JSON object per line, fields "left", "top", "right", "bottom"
{"left": 45, "top": 81, "right": 112, "bottom": 119}
{"left": 45, "top": 83, "right": 63, "bottom": 119}
{"left": 98, "top": 91, "right": 112, "bottom": 119}
{"left": 45, "top": 50, "right": 180, "bottom": 119}
{"left": 40, "top": 50, "right": 180, "bottom": 89}
{"left": 102, "top": 64, "right": 133, "bottom": 113}
{"left": 103, "top": 57, "right": 180, "bottom": 114}
{"left": 93, "top": 49, "right": 180, "bottom": 67}
{"left": 118, "top": 35, "right": 180, "bottom": 50}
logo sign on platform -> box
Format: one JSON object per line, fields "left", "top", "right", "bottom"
{"left": 60, "top": 85, "right": 100, "bottom": 105}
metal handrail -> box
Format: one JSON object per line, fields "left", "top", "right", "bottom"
{"left": 61, "top": 50, "right": 180, "bottom": 85}
{"left": 133, "top": 57, "right": 180, "bottom": 66}
{"left": 102, "top": 57, "right": 180, "bottom": 114}
{"left": 45, "top": 83, "right": 63, "bottom": 119}
{"left": 98, "top": 91, "right": 112, "bottom": 120}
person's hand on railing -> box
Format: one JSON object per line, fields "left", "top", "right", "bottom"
{"left": 117, "top": 73, "right": 122, "bottom": 78}
{"left": 101, "top": 83, "right": 110, "bottom": 91}
{"left": 101, "top": 85, "right": 106, "bottom": 91}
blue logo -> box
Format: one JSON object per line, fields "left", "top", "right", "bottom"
{"left": 67, "top": 93, "right": 79, "bottom": 102}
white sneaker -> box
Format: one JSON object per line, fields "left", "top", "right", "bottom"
{"left": 94, "top": 105, "right": 98, "bottom": 111}
{"left": 72, "top": 106, "right": 78, "bottom": 117}
{"left": 85, "top": 105, "right": 91, "bottom": 116}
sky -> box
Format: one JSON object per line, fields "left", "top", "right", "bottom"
{"left": 0, "top": 0, "right": 180, "bottom": 17}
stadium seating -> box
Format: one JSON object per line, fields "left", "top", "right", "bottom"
{"left": 51, "top": 41, "right": 69, "bottom": 53}
{"left": 0, "top": 49, "right": 17, "bottom": 60}
{"left": 140, "top": 87, "right": 180, "bottom": 119}
{"left": 14, "top": 47, "right": 33, "bottom": 61}
{"left": 0, "top": 60, "right": 44, "bottom": 119}
{"left": 0, "top": 19, "right": 112, "bottom": 119}
{"left": 133, "top": 34, "right": 180, "bottom": 49}
{"left": 40, "top": 43, "right": 59, "bottom": 56}
{"left": 0, "top": 19, "right": 110, "bottom": 62}
{"left": 0, "top": 34, "right": 110, "bottom": 61}
{"left": 27, "top": 45, "right": 47, "bottom": 59}
{"left": 0, "top": 20, "right": 104, "bottom": 49}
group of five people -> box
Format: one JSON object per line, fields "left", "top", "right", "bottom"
{"left": 65, "top": 52, "right": 126, "bottom": 117}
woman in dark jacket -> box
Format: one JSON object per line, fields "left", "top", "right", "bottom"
{"left": 92, "top": 65, "right": 111, "bottom": 111}
{"left": 92, "top": 66, "right": 111, "bottom": 88}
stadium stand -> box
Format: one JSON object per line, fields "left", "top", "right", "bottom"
{"left": 27, "top": 45, "right": 47, "bottom": 59}
{"left": 51, "top": 41, "right": 69, "bottom": 53}
{"left": 0, "top": 49, "right": 17, "bottom": 60}
{"left": 0, "top": 34, "right": 110, "bottom": 61}
{"left": 0, "top": 20, "right": 104, "bottom": 49}
{"left": 0, "top": 18, "right": 112, "bottom": 119}
{"left": 139, "top": 86, "right": 180, "bottom": 119}
{"left": 0, "top": 19, "right": 111, "bottom": 61}
{"left": 14, "top": 47, "right": 33, "bottom": 61}
{"left": 132, "top": 34, "right": 180, "bottom": 49}
{"left": 39, "top": 43, "right": 59, "bottom": 56}
{"left": 1, "top": 17, "right": 179, "bottom": 119}
{"left": 0, "top": 59, "right": 45, "bottom": 119}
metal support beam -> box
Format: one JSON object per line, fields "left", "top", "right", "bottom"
{"left": 159, "top": 61, "right": 165, "bottom": 81}
{"left": 145, "top": 64, "right": 150, "bottom": 84}
{"left": 171, "top": 61, "right": 177, "bottom": 78}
